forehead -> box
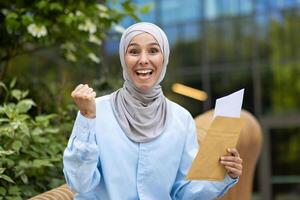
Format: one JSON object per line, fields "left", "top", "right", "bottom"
{"left": 129, "top": 33, "right": 159, "bottom": 45}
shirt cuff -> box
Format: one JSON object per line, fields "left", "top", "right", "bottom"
{"left": 224, "top": 174, "right": 239, "bottom": 184}
{"left": 74, "top": 112, "right": 96, "bottom": 142}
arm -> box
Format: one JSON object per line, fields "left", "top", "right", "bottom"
{"left": 63, "top": 84, "right": 101, "bottom": 193}
{"left": 63, "top": 112, "right": 101, "bottom": 193}
{"left": 171, "top": 115, "right": 238, "bottom": 200}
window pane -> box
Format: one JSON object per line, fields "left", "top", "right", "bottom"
{"left": 161, "top": 0, "right": 201, "bottom": 24}
{"left": 240, "top": 0, "right": 254, "bottom": 15}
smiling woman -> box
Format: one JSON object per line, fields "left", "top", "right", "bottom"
{"left": 125, "top": 33, "right": 164, "bottom": 92}
{"left": 63, "top": 22, "right": 242, "bottom": 200}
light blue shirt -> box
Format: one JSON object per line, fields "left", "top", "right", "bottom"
{"left": 63, "top": 95, "right": 237, "bottom": 200}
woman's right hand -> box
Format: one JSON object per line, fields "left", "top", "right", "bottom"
{"left": 71, "top": 84, "right": 96, "bottom": 119}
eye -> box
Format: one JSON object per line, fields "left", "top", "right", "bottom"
{"left": 128, "top": 48, "right": 139, "bottom": 55}
{"left": 149, "top": 47, "right": 159, "bottom": 54}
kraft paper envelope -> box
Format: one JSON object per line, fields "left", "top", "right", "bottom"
{"left": 186, "top": 116, "right": 244, "bottom": 181}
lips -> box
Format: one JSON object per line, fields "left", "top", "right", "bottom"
{"left": 134, "top": 69, "right": 154, "bottom": 81}
{"left": 135, "top": 69, "right": 153, "bottom": 76}
{"left": 135, "top": 69, "right": 153, "bottom": 75}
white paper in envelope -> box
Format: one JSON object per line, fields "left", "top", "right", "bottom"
{"left": 187, "top": 89, "right": 245, "bottom": 181}
{"left": 213, "top": 89, "right": 244, "bottom": 118}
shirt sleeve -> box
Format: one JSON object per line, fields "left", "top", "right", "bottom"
{"left": 171, "top": 114, "right": 238, "bottom": 200}
{"left": 63, "top": 112, "right": 101, "bottom": 194}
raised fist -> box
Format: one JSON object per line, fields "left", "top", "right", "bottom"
{"left": 71, "top": 84, "right": 96, "bottom": 118}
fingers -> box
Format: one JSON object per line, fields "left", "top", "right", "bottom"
{"left": 220, "top": 160, "right": 242, "bottom": 170}
{"left": 220, "top": 156, "right": 243, "bottom": 164}
{"left": 71, "top": 84, "right": 85, "bottom": 97}
{"left": 227, "top": 148, "right": 240, "bottom": 157}
{"left": 91, "top": 91, "right": 96, "bottom": 98}
{"left": 71, "top": 84, "right": 96, "bottom": 100}
{"left": 220, "top": 148, "right": 243, "bottom": 178}
{"left": 81, "top": 88, "right": 94, "bottom": 100}
{"left": 224, "top": 165, "right": 242, "bottom": 178}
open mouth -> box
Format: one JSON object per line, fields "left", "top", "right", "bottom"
{"left": 135, "top": 69, "right": 153, "bottom": 77}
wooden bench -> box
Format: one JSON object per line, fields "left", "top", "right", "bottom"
{"left": 28, "top": 184, "right": 74, "bottom": 200}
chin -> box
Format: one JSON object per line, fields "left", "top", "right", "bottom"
{"left": 136, "top": 84, "right": 154, "bottom": 92}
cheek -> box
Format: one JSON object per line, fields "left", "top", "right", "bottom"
{"left": 155, "top": 56, "right": 164, "bottom": 72}
{"left": 125, "top": 56, "right": 135, "bottom": 70}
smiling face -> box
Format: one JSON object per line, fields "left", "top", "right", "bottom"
{"left": 125, "top": 33, "right": 164, "bottom": 92}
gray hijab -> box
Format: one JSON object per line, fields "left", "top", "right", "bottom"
{"left": 110, "top": 22, "right": 170, "bottom": 143}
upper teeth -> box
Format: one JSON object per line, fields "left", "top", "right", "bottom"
{"left": 136, "top": 69, "right": 152, "bottom": 74}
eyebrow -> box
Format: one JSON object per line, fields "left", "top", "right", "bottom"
{"left": 128, "top": 42, "right": 160, "bottom": 47}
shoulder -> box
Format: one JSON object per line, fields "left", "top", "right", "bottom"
{"left": 94, "top": 94, "right": 113, "bottom": 110}
{"left": 95, "top": 94, "right": 111, "bottom": 104}
{"left": 166, "top": 98, "right": 194, "bottom": 122}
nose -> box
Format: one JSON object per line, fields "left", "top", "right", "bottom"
{"left": 139, "top": 51, "right": 149, "bottom": 65}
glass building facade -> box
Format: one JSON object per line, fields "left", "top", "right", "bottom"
{"left": 105, "top": 1, "right": 300, "bottom": 199}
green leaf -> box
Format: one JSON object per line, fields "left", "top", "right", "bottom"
{"left": 0, "top": 82, "right": 8, "bottom": 92}
{"left": 6, "top": 12, "right": 18, "bottom": 20}
{"left": 122, "top": 0, "right": 135, "bottom": 13}
{"left": 14, "top": 169, "right": 24, "bottom": 178}
{"left": 140, "top": 3, "right": 154, "bottom": 14}
{"left": 21, "top": 15, "right": 33, "bottom": 26}
{"left": 0, "top": 118, "right": 9, "bottom": 124}
{"left": 49, "top": 2, "right": 63, "bottom": 11}
{"left": 36, "top": 0, "right": 48, "bottom": 10}
{"left": 0, "top": 125, "right": 14, "bottom": 137}
{"left": 11, "top": 89, "right": 22, "bottom": 101}
{"left": 9, "top": 78, "right": 17, "bottom": 89}
{"left": 12, "top": 141, "right": 22, "bottom": 152}
{"left": 33, "top": 137, "right": 49, "bottom": 143}
{"left": 32, "top": 127, "right": 43, "bottom": 136}
{"left": 0, "top": 150, "right": 14, "bottom": 156}
{"left": 5, "top": 159, "right": 15, "bottom": 167}
{"left": 15, "top": 114, "right": 30, "bottom": 121}
{"left": 45, "top": 127, "right": 59, "bottom": 133}
{"left": 20, "top": 123, "right": 30, "bottom": 136}
{"left": 0, "top": 106, "right": 5, "bottom": 114}
{"left": 16, "top": 99, "right": 36, "bottom": 113}
{"left": 32, "top": 159, "right": 54, "bottom": 168}
{"left": 21, "top": 90, "right": 29, "bottom": 98}
{"left": 0, "top": 187, "right": 6, "bottom": 196}
{"left": 18, "top": 160, "right": 31, "bottom": 168}
{"left": 20, "top": 174, "right": 28, "bottom": 184}
{"left": 0, "top": 168, "right": 5, "bottom": 174}
{"left": 8, "top": 186, "right": 20, "bottom": 195}
{"left": 0, "top": 174, "right": 15, "bottom": 183}
{"left": 10, "top": 121, "right": 21, "bottom": 130}
{"left": 2, "top": 104, "right": 16, "bottom": 119}
{"left": 35, "top": 114, "right": 56, "bottom": 126}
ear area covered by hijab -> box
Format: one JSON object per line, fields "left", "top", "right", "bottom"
{"left": 110, "top": 22, "right": 170, "bottom": 143}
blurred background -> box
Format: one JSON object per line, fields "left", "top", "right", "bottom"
{"left": 0, "top": 0, "right": 300, "bottom": 199}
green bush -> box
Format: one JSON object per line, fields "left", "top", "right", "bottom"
{"left": 0, "top": 79, "right": 74, "bottom": 199}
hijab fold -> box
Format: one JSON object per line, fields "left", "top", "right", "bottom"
{"left": 110, "top": 22, "right": 170, "bottom": 143}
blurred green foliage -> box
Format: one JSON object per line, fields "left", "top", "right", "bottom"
{"left": 0, "top": 79, "right": 75, "bottom": 199}
{"left": 269, "top": 13, "right": 300, "bottom": 113}
{"left": 0, "top": 0, "right": 146, "bottom": 68}
{"left": 0, "top": 0, "right": 148, "bottom": 114}
{"left": 0, "top": 0, "right": 147, "bottom": 198}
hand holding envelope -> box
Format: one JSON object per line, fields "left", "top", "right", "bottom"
{"left": 186, "top": 89, "right": 245, "bottom": 181}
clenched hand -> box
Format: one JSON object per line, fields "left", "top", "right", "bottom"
{"left": 71, "top": 84, "right": 96, "bottom": 119}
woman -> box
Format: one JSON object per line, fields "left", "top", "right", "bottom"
{"left": 63, "top": 22, "right": 242, "bottom": 200}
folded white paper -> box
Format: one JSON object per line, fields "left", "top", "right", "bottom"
{"left": 213, "top": 89, "right": 244, "bottom": 118}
